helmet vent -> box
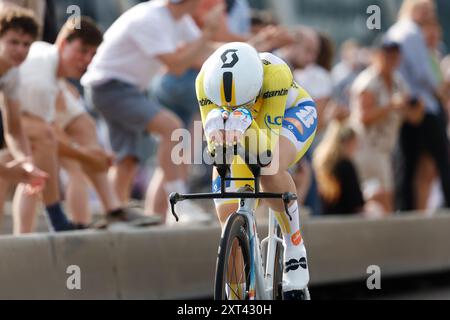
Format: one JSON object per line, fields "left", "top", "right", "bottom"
{"left": 223, "top": 72, "right": 233, "bottom": 103}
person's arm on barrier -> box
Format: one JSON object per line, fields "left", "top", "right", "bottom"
{"left": 54, "top": 125, "right": 113, "bottom": 172}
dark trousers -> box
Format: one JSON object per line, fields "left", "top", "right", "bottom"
{"left": 394, "top": 112, "right": 450, "bottom": 211}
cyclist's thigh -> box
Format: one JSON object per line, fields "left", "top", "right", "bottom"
{"left": 211, "top": 159, "right": 255, "bottom": 222}
{"left": 280, "top": 103, "right": 318, "bottom": 168}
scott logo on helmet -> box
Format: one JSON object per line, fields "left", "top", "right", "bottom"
{"left": 221, "top": 49, "right": 239, "bottom": 68}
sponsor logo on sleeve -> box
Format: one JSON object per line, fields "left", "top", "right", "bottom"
{"left": 263, "top": 88, "right": 289, "bottom": 99}
{"left": 199, "top": 98, "right": 214, "bottom": 107}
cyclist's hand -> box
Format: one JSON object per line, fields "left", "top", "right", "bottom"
{"left": 224, "top": 108, "right": 253, "bottom": 145}
{"left": 225, "top": 130, "right": 243, "bottom": 146}
{"left": 205, "top": 108, "right": 229, "bottom": 145}
{"left": 209, "top": 129, "right": 225, "bottom": 145}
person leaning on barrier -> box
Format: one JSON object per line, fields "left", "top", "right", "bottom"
{"left": 82, "top": 0, "right": 223, "bottom": 224}
{"left": 0, "top": 6, "right": 48, "bottom": 210}
{"left": 0, "top": 16, "right": 152, "bottom": 233}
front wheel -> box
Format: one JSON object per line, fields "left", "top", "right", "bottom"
{"left": 214, "top": 213, "right": 252, "bottom": 300}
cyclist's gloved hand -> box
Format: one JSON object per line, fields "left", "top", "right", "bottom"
{"left": 224, "top": 108, "right": 253, "bottom": 146}
{"left": 205, "top": 108, "right": 230, "bottom": 145}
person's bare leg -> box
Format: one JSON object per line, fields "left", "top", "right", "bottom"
{"left": 84, "top": 169, "right": 122, "bottom": 212}
{"left": 60, "top": 158, "right": 91, "bottom": 225}
{"left": 0, "top": 150, "right": 13, "bottom": 221}
{"left": 109, "top": 157, "right": 138, "bottom": 204}
{"left": 0, "top": 177, "right": 9, "bottom": 224}
{"left": 145, "top": 168, "right": 167, "bottom": 218}
{"left": 374, "top": 191, "right": 393, "bottom": 215}
{"left": 145, "top": 110, "right": 184, "bottom": 215}
{"left": 12, "top": 184, "right": 39, "bottom": 234}
{"left": 1, "top": 136, "right": 40, "bottom": 234}
{"left": 415, "top": 153, "right": 437, "bottom": 211}
{"left": 15, "top": 115, "right": 67, "bottom": 232}
{"left": 64, "top": 114, "right": 122, "bottom": 211}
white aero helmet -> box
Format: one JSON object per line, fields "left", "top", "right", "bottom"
{"left": 203, "top": 42, "right": 264, "bottom": 108}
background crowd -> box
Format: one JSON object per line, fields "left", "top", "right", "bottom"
{"left": 0, "top": 0, "right": 449, "bottom": 235}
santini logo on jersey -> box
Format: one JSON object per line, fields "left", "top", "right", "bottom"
{"left": 263, "top": 88, "right": 289, "bottom": 99}
{"left": 285, "top": 257, "right": 308, "bottom": 272}
{"left": 199, "top": 98, "right": 213, "bottom": 107}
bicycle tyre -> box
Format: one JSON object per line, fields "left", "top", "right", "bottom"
{"left": 214, "top": 213, "right": 252, "bottom": 300}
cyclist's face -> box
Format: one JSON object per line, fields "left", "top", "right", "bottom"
{"left": 0, "top": 30, "right": 34, "bottom": 67}
{"left": 59, "top": 38, "right": 97, "bottom": 79}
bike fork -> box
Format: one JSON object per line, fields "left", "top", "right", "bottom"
{"left": 261, "top": 209, "right": 284, "bottom": 299}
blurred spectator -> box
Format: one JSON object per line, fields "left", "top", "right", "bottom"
{"left": 332, "top": 39, "right": 360, "bottom": 85}
{"left": 442, "top": 55, "right": 450, "bottom": 123}
{"left": 0, "top": 6, "right": 47, "bottom": 213}
{"left": 14, "top": 16, "right": 153, "bottom": 232}
{"left": 312, "top": 121, "right": 365, "bottom": 215}
{"left": 414, "top": 16, "right": 445, "bottom": 210}
{"left": 329, "top": 44, "right": 373, "bottom": 123}
{"left": 225, "top": 0, "right": 251, "bottom": 36}
{"left": 349, "top": 37, "right": 423, "bottom": 214}
{"left": 387, "top": 0, "right": 450, "bottom": 211}
{"left": 82, "top": 0, "right": 222, "bottom": 224}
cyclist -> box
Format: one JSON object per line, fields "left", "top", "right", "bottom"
{"left": 196, "top": 42, "right": 318, "bottom": 299}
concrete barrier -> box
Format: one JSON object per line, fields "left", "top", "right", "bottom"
{"left": 0, "top": 212, "right": 450, "bottom": 299}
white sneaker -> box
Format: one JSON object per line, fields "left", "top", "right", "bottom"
{"left": 167, "top": 200, "right": 213, "bottom": 224}
{"left": 282, "top": 245, "right": 310, "bottom": 292}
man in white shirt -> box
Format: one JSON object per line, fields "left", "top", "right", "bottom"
{"left": 82, "top": 0, "right": 221, "bottom": 222}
